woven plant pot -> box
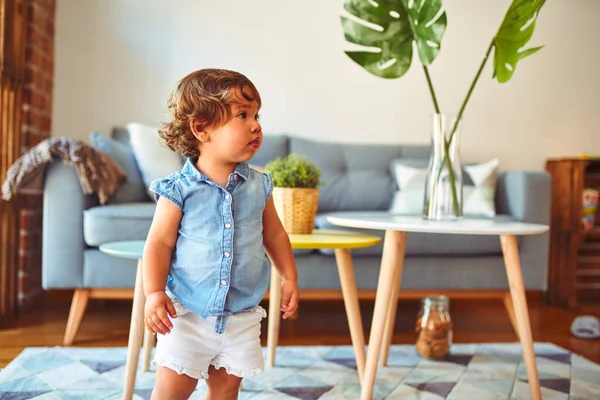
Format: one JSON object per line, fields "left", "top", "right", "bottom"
{"left": 272, "top": 187, "right": 319, "bottom": 234}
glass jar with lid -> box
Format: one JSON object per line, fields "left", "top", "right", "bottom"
{"left": 415, "top": 295, "right": 453, "bottom": 359}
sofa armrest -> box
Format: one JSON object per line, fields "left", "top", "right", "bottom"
{"left": 42, "top": 162, "right": 99, "bottom": 289}
{"left": 495, "top": 170, "right": 551, "bottom": 224}
{"left": 495, "top": 170, "right": 551, "bottom": 290}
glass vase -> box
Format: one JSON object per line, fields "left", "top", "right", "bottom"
{"left": 423, "top": 114, "right": 463, "bottom": 220}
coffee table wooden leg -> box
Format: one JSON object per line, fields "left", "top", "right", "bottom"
{"left": 500, "top": 235, "right": 541, "bottom": 400}
{"left": 361, "top": 230, "right": 407, "bottom": 400}
{"left": 503, "top": 292, "right": 520, "bottom": 340}
{"left": 334, "top": 248, "right": 366, "bottom": 383}
{"left": 267, "top": 265, "right": 282, "bottom": 367}
{"left": 123, "top": 260, "right": 145, "bottom": 400}
{"left": 380, "top": 249, "right": 404, "bottom": 367}
{"left": 142, "top": 327, "right": 154, "bottom": 372}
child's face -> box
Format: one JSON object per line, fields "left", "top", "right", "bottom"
{"left": 203, "top": 87, "right": 262, "bottom": 164}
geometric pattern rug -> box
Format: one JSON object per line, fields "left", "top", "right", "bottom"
{"left": 1, "top": 343, "right": 599, "bottom": 399}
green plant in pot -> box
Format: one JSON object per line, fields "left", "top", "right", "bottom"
{"left": 264, "top": 154, "right": 322, "bottom": 234}
{"left": 340, "top": 0, "right": 546, "bottom": 220}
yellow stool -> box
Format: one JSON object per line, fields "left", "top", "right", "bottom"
{"left": 266, "top": 229, "right": 381, "bottom": 383}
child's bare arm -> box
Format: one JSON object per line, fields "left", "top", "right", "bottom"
{"left": 143, "top": 197, "right": 182, "bottom": 294}
{"left": 143, "top": 197, "right": 182, "bottom": 334}
{"left": 263, "top": 197, "right": 299, "bottom": 319}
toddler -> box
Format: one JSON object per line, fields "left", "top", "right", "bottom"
{"left": 143, "top": 68, "right": 299, "bottom": 400}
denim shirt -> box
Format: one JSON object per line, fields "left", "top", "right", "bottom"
{"left": 149, "top": 159, "right": 273, "bottom": 334}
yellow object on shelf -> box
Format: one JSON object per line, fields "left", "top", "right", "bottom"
{"left": 582, "top": 188, "right": 599, "bottom": 233}
{"left": 579, "top": 153, "right": 600, "bottom": 160}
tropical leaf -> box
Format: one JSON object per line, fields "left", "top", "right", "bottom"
{"left": 493, "top": 0, "right": 546, "bottom": 83}
{"left": 341, "top": 0, "right": 447, "bottom": 79}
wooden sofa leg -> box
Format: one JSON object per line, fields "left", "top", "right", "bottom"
{"left": 63, "top": 289, "right": 90, "bottom": 346}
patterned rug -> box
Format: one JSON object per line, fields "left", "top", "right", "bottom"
{"left": 1, "top": 343, "right": 599, "bottom": 399}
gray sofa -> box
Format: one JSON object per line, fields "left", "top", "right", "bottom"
{"left": 43, "top": 129, "right": 551, "bottom": 345}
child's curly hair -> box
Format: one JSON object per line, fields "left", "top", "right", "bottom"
{"left": 158, "top": 68, "right": 262, "bottom": 160}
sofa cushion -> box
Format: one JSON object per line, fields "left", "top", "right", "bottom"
{"left": 111, "top": 126, "right": 132, "bottom": 146}
{"left": 389, "top": 157, "right": 430, "bottom": 182}
{"left": 83, "top": 203, "right": 156, "bottom": 246}
{"left": 90, "top": 132, "right": 149, "bottom": 204}
{"left": 389, "top": 158, "right": 500, "bottom": 217}
{"left": 289, "top": 137, "right": 430, "bottom": 212}
{"left": 111, "top": 126, "right": 187, "bottom": 165}
{"left": 127, "top": 122, "right": 185, "bottom": 199}
{"left": 315, "top": 212, "right": 516, "bottom": 257}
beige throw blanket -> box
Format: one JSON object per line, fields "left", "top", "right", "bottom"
{"left": 2, "top": 137, "right": 126, "bottom": 205}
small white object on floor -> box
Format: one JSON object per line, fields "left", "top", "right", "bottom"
{"left": 571, "top": 315, "right": 600, "bottom": 339}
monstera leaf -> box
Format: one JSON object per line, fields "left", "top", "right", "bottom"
{"left": 493, "top": 0, "right": 545, "bottom": 83}
{"left": 341, "top": 0, "right": 447, "bottom": 79}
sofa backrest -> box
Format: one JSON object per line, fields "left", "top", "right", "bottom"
{"left": 251, "top": 135, "right": 431, "bottom": 212}
{"left": 110, "top": 128, "right": 432, "bottom": 213}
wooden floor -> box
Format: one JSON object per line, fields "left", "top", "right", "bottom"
{"left": 1, "top": 294, "right": 599, "bottom": 368}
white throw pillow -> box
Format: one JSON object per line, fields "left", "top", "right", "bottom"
{"left": 389, "top": 158, "right": 499, "bottom": 217}
{"left": 127, "top": 122, "right": 185, "bottom": 199}
{"left": 462, "top": 159, "right": 499, "bottom": 217}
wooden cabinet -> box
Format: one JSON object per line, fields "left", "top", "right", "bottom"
{"left": 545, "top": 158, "right": 600, "bottom": 309}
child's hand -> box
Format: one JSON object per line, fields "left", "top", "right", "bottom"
{"left": 145, "top": 291, "right": 177, "bottom": 335}
{"left": 280, "top": 279, "right": 299, "bottom": 319}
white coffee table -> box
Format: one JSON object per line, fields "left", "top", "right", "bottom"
{"left": 99, "top": 241, "right": 148, "bottom": 400}
{"left": 326, "top": 212, "right": 549, "bottom": 400}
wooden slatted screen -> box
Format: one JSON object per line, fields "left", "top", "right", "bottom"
{"left": 0, "top": 0, "right": 26, "bottom": 324}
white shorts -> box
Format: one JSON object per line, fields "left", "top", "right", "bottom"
{"left": 152, "top": 297, "right": 267, "bottom": 380}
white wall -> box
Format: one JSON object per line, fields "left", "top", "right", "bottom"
{"left": 53, "top": 0, "right": 600, "bottom": 170}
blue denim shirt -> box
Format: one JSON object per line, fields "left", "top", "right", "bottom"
{"left": 149, "top": 159, "right": 273, "bottom": 334}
